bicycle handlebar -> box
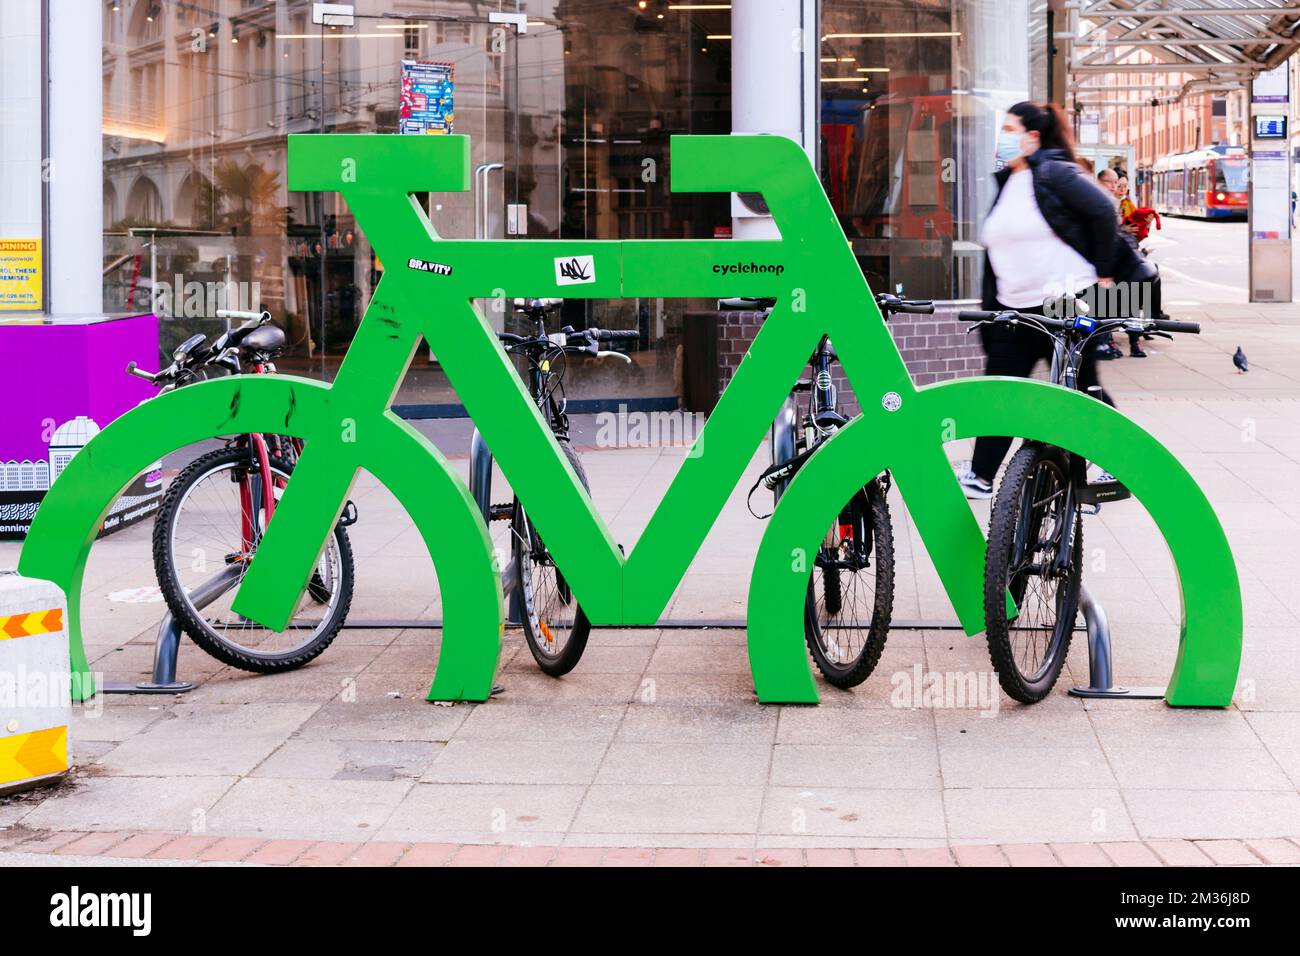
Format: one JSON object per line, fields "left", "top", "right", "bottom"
{"left": 1151, "top": 318, "right": 1201, "bottom": 334}
{"left": 588, "top": 328, "right": 640, "bottom": 341}
{"left": 215, "top": 309, "right": 270, "bottom": 323}
{"left": 887, "top": 301, "right": 935, "bottom": 315}
{"left": 959, "top": 309, "right": 1199, "bottom": 337}
{"left": 125, "top": 362, "right": 159, "bottom": 383}
{"left": 718, "top": 297, "right": 776, "bottom": 311}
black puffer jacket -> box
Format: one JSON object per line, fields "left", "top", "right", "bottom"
{"left": 980, "top": 147, "right": 1140, "bottom": 309}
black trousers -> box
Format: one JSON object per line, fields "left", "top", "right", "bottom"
{"left": 969, "top": 301, "right": 1113, "bottom": 482}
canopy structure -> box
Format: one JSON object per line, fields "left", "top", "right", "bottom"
{"left": 1063, "top": 0, "right": 1300, "bottom": 107}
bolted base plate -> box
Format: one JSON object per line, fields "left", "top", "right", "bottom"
{"left": 100, "top": 680, "right": 197, "bottom": 695}
{"left": 1069, "top": 685, "right": 1165, "bottom": 700}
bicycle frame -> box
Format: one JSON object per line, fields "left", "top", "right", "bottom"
{"left": 20, "top": 134, "right": 1242, "bottom": 708}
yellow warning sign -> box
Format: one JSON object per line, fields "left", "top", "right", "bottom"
{"left": 0, "top": 725, "right": 68, "bottom": 786}
{"left": 0, "top": 238, "right": 42, "bottom": 311}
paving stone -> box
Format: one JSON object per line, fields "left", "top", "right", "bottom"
{"left": 394, "top": 843, "right": 459, "bottom": 867}
{"left": 1100, "top": 841, "right": 1164, "bottom": 866}
{"left": 1194, "top": 839, "right": 1259, "bottom": 865}
{"left": 293, "top": 841, "right": 363, "bottom": 866}
{"left": 1000, "top": 844, "right": 1059, "bottom": 867}
{"left": 1051, "top": 843, "right": 1113, "bottom": 867}
{"left": 1145, "top": 839, "right": 1215, "bottom": 867}
{"left": 206, "top": 778, "right": 412, "bottom": 842}
{"left": 902, "top": 848, "right": 955, "bottom": 866}
{"left": 952, "top": 844, "right": 1008, "bottom": 867}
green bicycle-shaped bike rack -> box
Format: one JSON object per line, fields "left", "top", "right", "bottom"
{"left": 20, "top": 134, "right": 1242, "bottom": 707}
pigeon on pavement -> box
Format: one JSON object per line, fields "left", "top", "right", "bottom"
{"left": 1233, "top": 347, "right": 1249, "bottom": 373}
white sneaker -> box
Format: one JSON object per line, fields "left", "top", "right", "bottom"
{"left": 957, "top": 469, "right": 993, "bottom": 499}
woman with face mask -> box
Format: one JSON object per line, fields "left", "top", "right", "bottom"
{"left": 957, "top": 101, "right": 1129, "bottom": 499}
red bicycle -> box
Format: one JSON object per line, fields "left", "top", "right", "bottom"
{"left": 129, "top": 309, "right": 356, "bottom": 672}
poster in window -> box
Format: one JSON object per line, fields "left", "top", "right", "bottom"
{"left": 400, "top": 60, "right": 455, "bottom": 135}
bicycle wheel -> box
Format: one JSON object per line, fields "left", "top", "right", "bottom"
{"left": 512, "top": 439, "right": 593, "bottom": 677}
{"left": 803, "top": 480, "right": 895, "bottom": 688}
{"left": 152, "top": 446, "right": 354, "bottom": 673}
{"left": 984, "top": 442, "right": 1082, "bottom": 702}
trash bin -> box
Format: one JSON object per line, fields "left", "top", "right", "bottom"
{"left": 0, "top": 572, "right": 70, "bottom": 795}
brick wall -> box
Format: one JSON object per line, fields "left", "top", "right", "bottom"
{"left": 708, "top": 306, "right": 985, "bottom": 415}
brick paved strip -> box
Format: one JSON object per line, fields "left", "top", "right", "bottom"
{"left": 1194, "top": 840, "right": 1259, "bottom": 866}
{"left": 293, "top": 841, "right": 363, "bottom": 867}
{"left": 652, "top": 848, "right": 703, "bottom": 866}
{"left": 8, "top": 829, "right": 1300, "bottom": 866}
{"left": 244, "top": 839, "right": 315, "bottom": 866}
{"left": 602, "top": 847, "right": 655, "bottom": 867}
{"left": 198, "top": 837, "right": 266, "bottom": 863}
{"left": 395, "top": 843, "right": 458, "bottom": 867}
{"left": 902, "top": 848, "right": 955, "bottom": 867}
{"left": 755, "top": 849, "right": 804, "bottom": 867}
{"left": 1100, "top": 842, "right": 1164, "bottom": 867}
{"left": 704, "top": 848, "right": 753, "bottom": 867}
{"left": 855, "top": 848, "right": 905, "bottom": 866}
{"left": 16, "top": 830, "right": 88, "bottom": 853}
{"left": 1146, "top": 840, "right": 1215, "bottom": 867}
{"left": 953, "top": 845, "right": 1008, "bottom": 867}
{"left": 1246, "top": 838, "right": 1300, "bottom": 865}
{"left": 342, "top": 842, "right": 410, "bottom": 867}
{"left": 1051, "top": 843, "right": 1112, "bottom": 867}
{"left": 1000, "top": 844, "right": 1059, "bottom": 867}
{"left": 55, "top": 831, "right": 129, "bottom": 856}
{"left": 806, "top": 848, "right": 854, "bottom": 867}
{"left": 148, "top": 835, "right": 219, "bottom": 860}
{"left": 106, "top": 832, "right": 177, "bottom": 859}
{"left": 500, "top": 846, "right": 558, "bottom": 867}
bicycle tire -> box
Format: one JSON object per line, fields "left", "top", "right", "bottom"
{"left": 803, "top": 480, "right": 895, "bottom": 688}
{"left": 152, "top": 446, "right": 354, "bottom": 673}
{"left": 984, "top": 442, "right": 1082, "bottom": 703}
{"left": 513, "top": 439, "right": 593, "bottom": 677}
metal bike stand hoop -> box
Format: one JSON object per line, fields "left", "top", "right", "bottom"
{"left": 1068, "top": 584, "right": 1165, "bottom": 700}
{"left": 100, "top": 564, "right": 242, "bottom": 695}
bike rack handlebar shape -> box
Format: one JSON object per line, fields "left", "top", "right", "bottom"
{"left": 18, "top": 134, "right": 1242, "bottom": 708}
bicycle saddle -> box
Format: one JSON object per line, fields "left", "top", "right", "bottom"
{"left": 233, "top": 322, "right": 287, "bottom": 359}
{"left": 513, "top": 297, "right": 563, "bottom": 312}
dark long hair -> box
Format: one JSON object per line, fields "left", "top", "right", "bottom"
{"left": 1007, "top": 101, "right": 1079, "bottom": 166}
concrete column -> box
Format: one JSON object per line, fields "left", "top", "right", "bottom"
{"left": 730, "top": 0, "right": 817, "bottom": 239}
{"left": 47, "top": 0, "right": 104, "bottom": 315}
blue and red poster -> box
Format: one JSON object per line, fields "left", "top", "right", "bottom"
{"left": 400, "top": 60, "right": 454, "bottom": 135}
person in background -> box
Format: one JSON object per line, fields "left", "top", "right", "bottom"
{"left": 958, "top": 101, "right": 1123, "bottom": 499}
{"left": 1097, "top": 167, "right": 1120, "bottom": 208}
{"left": 1116, "top": 172, "right": 1137, "bottom": 220}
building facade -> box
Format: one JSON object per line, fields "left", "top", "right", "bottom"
{"left": 4, "top": 0, "right": 1057, "bottom": 410}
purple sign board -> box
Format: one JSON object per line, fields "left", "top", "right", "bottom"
{"left": 0, "top": 313, "right": 162, "bottom": 537}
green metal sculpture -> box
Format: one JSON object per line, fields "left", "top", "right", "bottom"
{"left": 20, "top": 134, "right": 1242, "bottom": 707}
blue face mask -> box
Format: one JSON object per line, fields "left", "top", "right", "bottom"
{"left": 995, "top": 131, "right": 1023, "bottom": 165}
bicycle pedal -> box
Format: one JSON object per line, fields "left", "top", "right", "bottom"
{"left": 489, "top": 502, "right": 515, "bottom": 521}
{"left": 337, "top": 500, "right": 359, "bottom": 527}
{"left": 1079, "top": 479, "right": 1131, "bottom": 505}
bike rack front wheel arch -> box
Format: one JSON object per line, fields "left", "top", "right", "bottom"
{"left": 917, "top": 376, "right": 1241, "bottom": 706}
{"left": 18, "top": 375, "right": 504, "bottom": 702}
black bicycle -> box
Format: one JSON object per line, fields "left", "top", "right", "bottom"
{"left": 491, "top": 298, "right": 639, "bottom": 676}
{"left": 957, "top": 305, "right": 1200, "bottom": 702}
{"left": 727, "top": 292, "right": 932, "bottom": 687}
